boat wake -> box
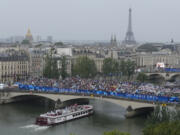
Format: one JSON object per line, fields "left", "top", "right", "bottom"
{"left": 20, "top": 124, "right": 39, "bottom": 129}
{"left": 20, "top": 124, "right": 49, "bottom": 131}
{"left": 34, "top": 126, "right": 49, "bottom": 131}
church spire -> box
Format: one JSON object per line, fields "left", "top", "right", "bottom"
{"left": 114, "top": 35, "right": 116, "bottom": 42}
{"left": 110, "top": 34, "right": 113, "bottom": 45}
{"left": 110, "top": 34, "right": 117, "bottom": 47}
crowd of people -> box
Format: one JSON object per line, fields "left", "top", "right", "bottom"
{"left": 19, "top": 77, "right": 180, "bottom": 98}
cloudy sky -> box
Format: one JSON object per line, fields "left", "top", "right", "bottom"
{"left": 0, "top": 0, "right": 179, "bottom": 42}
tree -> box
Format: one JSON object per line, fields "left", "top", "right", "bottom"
{"left": 119, "top": 60, "right": 136, "bottom": 79}
{"left": 51, "top": 58, "right": 60, "bottom": 79}
{"left": 54, "top": 42, "right": 64, "bottom": 46}
{"left": 68, "top": 130, "right": 130, "bottom": 135}
{"left": 35, "top": 44, "right": 43, "bottom": 48}
{"left": 119, "top": 60, "right": 127, "bottom": 76}
{"left": 21, "top": 39, "right": 30, "bottom": 44}
{"left": 103, "top": 129, "right": 130, "bottom": 135}
{"left": 102, "top": 58, "right": 119, "bottom": 76}
{"left": 146, "top": 106, "right": 172, "bottom": 126}
{"left": 143, "top": 121, "right": 180, "bottom": 135}
{"left": 125, "top": 60, "right": 136, "bottom": 79}
{"left": 136, "top": 72, "right": 148, "bottom": 82}
{"left": 43, "top": 54, "right": 51, "bottom": 78}
{"left": 72, "top": 56, "right": 97, "bottom": 78}
{"left": 60, "top": 56, "right": 68, "bottom": 79}
{"left": 143, "top": 105, "right": 180, "bottom": 135}
{"left": 43, "top": 48, "right": 60, "bottom": 79}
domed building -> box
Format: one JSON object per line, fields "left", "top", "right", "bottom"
{"left": 25, "top": 29, "right": 33, "bottom": 43}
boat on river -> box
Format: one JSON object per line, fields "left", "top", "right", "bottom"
{"left": 35, "top": 104, "right": 94, "bottom": 126}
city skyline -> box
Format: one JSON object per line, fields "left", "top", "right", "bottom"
{"left": 0, "top": 0, "right": 180, "bottom": 42}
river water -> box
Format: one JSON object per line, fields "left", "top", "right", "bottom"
{"left": 0, "top": 99, "right": 145, "bottom": 135}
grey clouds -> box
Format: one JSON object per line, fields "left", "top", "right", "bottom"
{"left": 0, "top": 0, "right": 179, "bottom": 42}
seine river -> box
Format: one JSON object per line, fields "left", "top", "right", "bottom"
{"left": 0, "top": 100, "right": 145, "bottom": 135}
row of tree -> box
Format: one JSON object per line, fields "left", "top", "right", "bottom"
{"left": 43, "top": 48, "right": 68, "bottom": 79}
{"left": 72, "top": 56, "right": 97, "bottom": 78}
{"left": 43, "top": 55, "right": 137, "bottom": 79}
{"left": 102, "top": 58, "right": 136, "bottom": 79}
{"left": 72, "top": 56, "right": 137, "bottom": 79}
{"left": 143, "top": 105, "right": 180, "bottom": 135}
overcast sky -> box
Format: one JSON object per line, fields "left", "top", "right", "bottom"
{"left": 0, "top": 0, "right": 179, "bottom": 42}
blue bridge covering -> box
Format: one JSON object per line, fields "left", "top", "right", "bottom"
{"left": 18, "top": 84, "right": 179, "bottom": 103}
{"left": 164, "top": 68, "right": 180, "bottom": 72}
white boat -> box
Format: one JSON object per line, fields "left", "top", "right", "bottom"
{"left": 35, "top": 104, "right": 94, "bottom": 126}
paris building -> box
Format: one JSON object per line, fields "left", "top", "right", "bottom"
{"left": 0, "top": 49, "right": 30, "bottom": 83}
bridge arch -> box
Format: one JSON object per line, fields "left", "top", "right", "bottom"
{"left": 10, "top": 94, "right": 56, "bottom": 108}
{"left": 170, "top": 74, "right": 180, "bottom": 82}
{"left": 8, "top": 92, "right": 156, "bottom": 108}
{"left": 148, "top": 73, "right": 165, "bottom": 79}
{"left": 2, "top": 91, "right": 156, "bottom": 118}
{"left": 8, "top": 93, "right": 91, "bottom": 108}
{"left": 11, "top": 94, "right": 55, "bottom": 102}
{"left": 148, "top": 73, "right": 165, "bottom": 83}
{"left": 125, "top": 106, "right": 154, "bottom": 118}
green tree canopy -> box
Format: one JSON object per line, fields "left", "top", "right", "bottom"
{"left": 119, "top": 60, "right": 126, "bottom": 76}
{"left": 136, "top": 72, "right": 148, "bottom": 82}
{"left": 43, "top": 54, "right": 60, "bottom": 79}
{"left": 143, "top": 121, "right": 180, "bottom": 135}
{"left": 146, "top": 106, "right": 173, "bottom": 126}
{"left": 144, "top": 105, "right": 180, "bottom": 135}
{"left": 102, "top": 58, "right": 136, "bottom": 79}
{"left": 72, "top": 56, "right": 97, "bottom": 78}
{"left": 119, "top": 60, "right": 136, "bottom": 79}
{"left": 60, "top": 56, "right": 68, "bottom": 79}
{"left": 125, "top": 60, "right": 136, "bottom": 79}
{"left": 21, "top": 39, "right": 30, "bottom": 44}
{"left": 102, "top": 58, "right": 119, "bottom": 76}
{"left": 54, "top": 42, "right": 64, "bottom": 46}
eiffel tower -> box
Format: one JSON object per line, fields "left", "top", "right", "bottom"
{"left": 123, "top": 8, "right": 136, "bottom": 45}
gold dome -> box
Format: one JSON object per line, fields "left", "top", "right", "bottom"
{"left": 25, "top": 28, "right": 33, "bottom": 42}
{"left": 26, "top": 29, "right": 32, "bottom": 37}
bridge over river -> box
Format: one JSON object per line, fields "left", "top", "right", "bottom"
{"left": 145, "top": 72, "right": 180, "bottom": 81}
{"left": 1, "top": 88, "right": 177, "bottom": 118}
